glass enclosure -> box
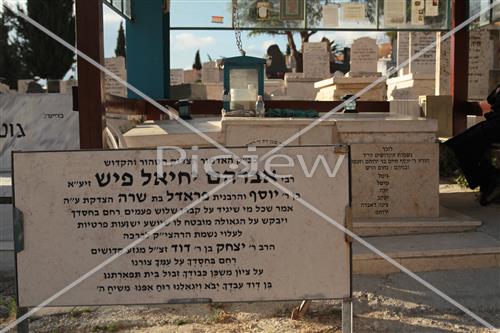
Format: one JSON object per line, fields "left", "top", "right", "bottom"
{"left": 170, "top": 0, "right": 452, "bottom": 31}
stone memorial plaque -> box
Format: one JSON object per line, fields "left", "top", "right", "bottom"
{"left": 13, "top": 146, "right": 350, "bottom": 307}
{"left": 202, "top": 62, "right": 223, "bottom": 84}
{"left": 0, "top": 94, "right": 79, "bottom": 172}
{"left": 397, "top": 32, "right": 410, "bottom": 76}
{"left": 170, "top": 69, "right": 185, "bottom": 86}
{"left": 409, "top": 32, "right": 436, "bottom": 75}
{"left": 384, "top": 0, "right": 406, "bottom": 26}
{"left": 105, "top": 56, "right": 127, "bottom": 97}
{"left": 350, "top": 37, "right": 378, "bottom": 74}
{"left": 303, "top": 42, "right": 330, "bottom": 79}
{"left": 468, "top": 29, "right": 494, "bottom": 101}
{"left": 341, "top": 3, "right": 365, "bottom": 21}
{"left": 351, "top": 143, "right": 439, "bottom": 218}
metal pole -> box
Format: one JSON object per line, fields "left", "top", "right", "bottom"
{"left": 341, "top": 298, "right": 353, "bottom": 333}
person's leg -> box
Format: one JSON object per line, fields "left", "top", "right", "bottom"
{"left": 445, "top": 122, "right": 489, "bottom": 189}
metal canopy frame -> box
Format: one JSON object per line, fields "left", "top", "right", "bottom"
{"left": 103, "top": 0, "right": 132, "bottom": 20}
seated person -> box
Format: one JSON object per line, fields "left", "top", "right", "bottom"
{"left": 445, "top": 84, "right": 500, "bottom": 205}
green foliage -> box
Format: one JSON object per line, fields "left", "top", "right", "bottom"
{"left": 92, "top": 322, "right": 121, "bottom": 332}
{"left": 8, "top": 0, "right": 75, "bottom": 79}
{"left": 115, "top": 22, "right": 126, "bottom": 58}
{"left": 0, "top": 297, "right": 17, "bottom": 318}
{"left": 173, "top": 318, "right": 194, "bottom": 326}
{"left": 0, "top": 13, "right": 25, "bottom": 89}
{"left": 193, "top": 50, "right": 202, "bottom": 70}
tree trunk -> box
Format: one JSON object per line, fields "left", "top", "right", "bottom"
{"left": 286, "top": 31, "right": 303, "bottom": 73}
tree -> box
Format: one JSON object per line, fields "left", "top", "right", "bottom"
{"left": 192, "top": 50, "right": 202, "bottom": 70}
{"left": 7, "top": 0, "right": 75, "bottom": 80}
{"left": 0, "top": 12, "right": 25, "bottom": 89}
{"left": 115, "top": 22, "right": 126, "bottom": 58}
{"left": 236, "top": 0, "right": 325, "bottom": 72}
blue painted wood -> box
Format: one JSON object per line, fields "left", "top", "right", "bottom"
{"left": 126, "top": 0, "right": 169, "bottom": 99}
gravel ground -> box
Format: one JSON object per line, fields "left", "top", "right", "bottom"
{"left": 1, "top": 268, "right": 499, "bottom": 333}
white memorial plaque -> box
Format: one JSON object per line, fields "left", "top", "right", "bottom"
{"left": 341, "top": 3, "right": 365, "bottom": 21}
{"left": 105, "top": 57, "right": 127, "bottom": 97}
{"left": 13, "top": 146, "right": 350, "bottom": 307}
{"left": 384, "top": 0, "right": 406, "bottom": 26}
{"left": 351, "top": 143, "right": 439, "bottom": 218}
{"left": 322, "top": 4, "right": 339, "bottom": 27}
{"left": 411, "top": 0, "right": 425, "bottom": 25}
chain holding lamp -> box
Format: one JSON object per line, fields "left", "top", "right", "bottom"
{"left": 223, "top": 1, "right": 266, "bottom": 115}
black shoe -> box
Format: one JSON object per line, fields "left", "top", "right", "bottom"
{"left": 479, "top": 175, "right": 500, "bottom": 206}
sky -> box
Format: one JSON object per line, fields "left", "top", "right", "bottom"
{"left": 103, "top": 1, "right": 388, "bottom": 70}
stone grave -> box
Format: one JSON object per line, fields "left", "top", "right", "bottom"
{"left": 0, "top": 94, "right": 79, "bottom": 248}
{"left": 105, "top": 56, "right": 127, "bottom": 97}
{"left": 59, "top": 79, "right": 78, "bottom": 94}
{"left": 435, "top": 28, "right": 498, "bottom": 100}
{"left": 303, "top": 42, "right": 330, "bottom": 79}
{"left": 387, "top": 32, "right": 436, "bottom": 100}
{"left": 315, "top": 37, "right": 386, "bottom": 101}
{"left": 170, "top": 68, "right": 185, "bottom": 86}
{"left": 184, "top": 69, "right": 201, "bottom": 83}
{"left": 468, "top": 28, "right": 495, "bottom": 101}
{"left": 282, "top": 43, "right": 330, "bottom": 100}
{"left": 202, "top": 61, "right": 223, "bottom": 84}
{"left": 284, "top": 73, "right": 320, "bottom": 100}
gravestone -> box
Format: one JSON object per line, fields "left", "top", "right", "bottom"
{"left": 202, "top": 61, "right": 223, "bottom": 84}
{"left": 316, "top": 37, "right": 384, "bottom": 101}
{"left": 349, "top": 37, "right": 378, "bottom": 75}
{"left": 0, "top": 83, "right": 10, "bottom": 94}
{"left": 184, "top": 69, "right": 202, "bottom": 83}
{"left": 303, "top": 42, "right": 330, "bottom": 79}
{"left": 0, "top": 94, "right": 79, "bottom": 172}
{"left": 170, "top": 69, "right": 185, "bottom": 86}
{"left": 409, "top": 32, "right": 436, "bottom": 75}
{"left": 105, "top": 56, "right": 127, "bottom": 97}
{"left": 435, "top": 32, "right": 451, "bottom": 96}
{"left": 468, "top": 28, "right": 494, "bottom": 101}
{"left": 397, "top": 32, "right": 410, "bottom": 76}
{"left": 60, "top": 79, "right": 78, "bottom": 94}
{"left": 13, "top": 146, "right": 350, "bottom": 306}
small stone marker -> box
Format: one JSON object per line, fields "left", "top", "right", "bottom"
{"left": 349, "top": 37, "right": 378, "bottom": 75}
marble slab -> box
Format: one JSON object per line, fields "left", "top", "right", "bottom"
{"left": 351, "top": 143, "right": 439, "bottom": 218}
{"left": 0, "top": 94, "right": 80, "bottom": 172}
{"left": 13, "top": 146, "right": 350, "bottom": 306}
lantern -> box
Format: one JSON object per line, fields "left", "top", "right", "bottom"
{"left": 223, "top": 56, "right": 266, "bottom": 112}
